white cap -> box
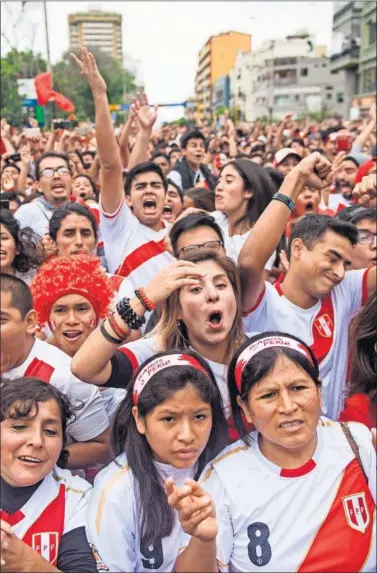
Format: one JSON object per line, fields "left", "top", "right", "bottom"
{"left": 274, "top": 148, "right": 301, "bottom": 167}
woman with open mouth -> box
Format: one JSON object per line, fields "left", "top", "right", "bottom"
{"left": 86, "top": 350, "right": 228, "bottom": 572}
{"left": 71, "top": 251, "right": 249, "bottom": 440}
{"left": 0, "top": 377, "right": 98, "bottom": 572}
{"left": 166, "top": 332, "right": 376, "bottom": 573}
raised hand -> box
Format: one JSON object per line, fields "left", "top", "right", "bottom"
{"left": 352, "top": 173, "right": 376, "bottom": 208}
{"left": 71, "top": 46, "right": 107, "bottom": 96}
{"left": 295, "top": 152, "right": 333, "bottom": 190}
{"left": 131, "top": 92, "right": 158, "bottom": 132}
{"left": 165, "top": 478, "right": 217, "bottom": 542}
{"left": 20, "top": 145, "right": 32, "bottom": 166}
{"left": 143, "top": 260, "right": 206, "bottom": 305}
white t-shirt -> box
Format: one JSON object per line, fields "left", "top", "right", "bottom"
{"left": 99, "top": 198, "right": 173, "bottom": 282}
{"left": 201, "top": 419, "right": 376, "bottom": 573}
{"left": 86, "top": 452, "right": 193, "bottom": 572}
{"left": 242, "top": 269, "right": 371, "bottom": 420}
{"left": 212, "top": 211, "right": 276, "bottom": 268}
{"left": 3, "top": 338, "right": 109, "bottom": 442}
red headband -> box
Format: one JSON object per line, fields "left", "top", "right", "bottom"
{"left": 133, "top": 354, "right": 208, "bottom": 405}
{"left": 234, "top": 336, "right": 314, "bottom": 393}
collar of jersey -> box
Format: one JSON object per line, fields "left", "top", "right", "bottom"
{"left": 253, "top": 425, "right": 323, "bottom": 478}
{"left": 154, "top": 460, "right": 197, "bottom": 487}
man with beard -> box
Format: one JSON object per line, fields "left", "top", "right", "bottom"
{"left": 15, "top": 151, "right": 72, "bottom": 237}
{"left": 334, "top": 155, "right": 359, "bottom": 206}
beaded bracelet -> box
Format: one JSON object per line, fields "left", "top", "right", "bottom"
{"left": 116, "top": 297, "right": 146, "bottom": 330}
{"left": 100, "top": 320, "right": 123, "bottom": 345}
{"left": 135, "top": 288, "right": 156, "bottom": 312}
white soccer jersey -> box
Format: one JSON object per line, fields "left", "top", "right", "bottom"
{"left": 86, "top": 453, "right": 193, "bottom": 572}
{"left": 100, "top": 198, "right": 173, "bottom": 282}
{"left": 1, "top": 466, "right": 92, "bottom": 566}
{"left": 242, "top": 268, "right": 371, "bottom": 420}
{"left": 212, "top": 211, "right": 276, "bottom": 268}
{"left": 3, "top": 338, "right": 109, "bottom": 442}
{"left": 201, "top": 419, "right": 376, "bottom": 573}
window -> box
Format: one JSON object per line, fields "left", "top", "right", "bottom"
{"left": 369, "top": 21, "right": 376, "bottom": 45}
{"left": 300, "top": 68, "right": 308, "bottom": 76}
{"left": 322, "top": 63, "right": 327, "bottom": 67}
{"left": 326, "top": 93, "right": 332, "bottom": 100}
{"left": 336, "top": 93, "right": 344, "bottom": 103}
{"left": 362, "top": 68, "right": 376, "bottom": 93}
{"left": 295, "top": 94, "right": 300, "bottom": 101}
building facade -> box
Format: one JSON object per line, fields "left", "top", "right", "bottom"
{"left": 212, "top": 75, "right": 230, "bottom": 111}
{"left": 195, "top": 31, "right": 251, "bottom": 119}
{"left": 230, "top": 32, "right": 349, "bottom": 121}
{"left": 68, "top": 9, "right": 123, "bottom": 61}
{"left": 330, "top": 1, "right": 376, "bottom": 116}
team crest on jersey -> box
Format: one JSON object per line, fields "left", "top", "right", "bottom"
{"left": 343, "top": 493, "right": 370, "bottom": 533}
{"left": 90, "top": 543, "right": 109, "bottom": 572}
{"left": 314, "top": 314, "right": 333, "bottom": 338}
{"left": 32, "top": 532, "right": 58, "bottom": 563}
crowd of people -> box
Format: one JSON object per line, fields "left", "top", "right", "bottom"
{"left": 0, "top": 45, "right": 376, "bottom": 572}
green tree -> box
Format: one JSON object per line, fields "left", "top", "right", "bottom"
{"left": 53, "top": 48, "right": 137, "bottom": 121}
{"left": 1, "top": 48, "right": 46, "bottom": 125}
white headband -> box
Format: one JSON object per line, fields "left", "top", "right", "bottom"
{"left": 234, "top": 336, "right": 314, "bottom": 392}
{"left": 133, "top": 354, "right": 208, "bottom": 405}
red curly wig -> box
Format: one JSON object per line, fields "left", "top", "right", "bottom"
{"left": 31, "top": 255, "right": 114, "bottom": 326}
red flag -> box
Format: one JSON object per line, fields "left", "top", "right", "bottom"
{"left": 34, "top": 73, "right": 75, "bottom": 113}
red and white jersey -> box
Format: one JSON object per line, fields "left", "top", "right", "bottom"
{"left": 86, "top": 452, "right": 192, "bottom": 572}
{"left": 242, "top": 269, "right": 371, "bottom": 420}
{"left": 201, "top": 419, "right": 376, "bottom": 573}
{"left": 0, "top": 466, "right": 92, "bottom": 566}
{"left": 100, "top": 199, "right": 173, "bottom": 284}
{"left": 3, "top": 338, "right": 109, "bottom": 442}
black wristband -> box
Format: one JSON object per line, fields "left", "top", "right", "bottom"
{"left": 116, "top": 297, "right": 146, "bottom": 330}
{"left": 272, "top": 192, "right": 295, "bottom": 212}
{"left": 100, "top": 320, "right": 123, "bottom": 344}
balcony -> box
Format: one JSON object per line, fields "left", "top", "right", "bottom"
{"left": 330, "top": 44, "right": 360, "bottom": 72}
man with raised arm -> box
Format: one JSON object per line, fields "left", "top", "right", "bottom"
{"left": 239, "top": 152, "right": 376, "bottom": 420}
{"left": 71, "top": 48, "right": 173, "bottom": 296}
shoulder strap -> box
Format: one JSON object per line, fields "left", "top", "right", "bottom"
{"left": 340, "top": 421, "right": 368, "bottom": 483}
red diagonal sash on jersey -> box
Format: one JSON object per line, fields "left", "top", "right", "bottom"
{"left": 298, "top": 459, "right": 375, "bottom": 572}
{"left": 22, "top": 483, "right": 65, "bottom": 566}
{"left": 274, "top": 282, "right": 335, "bottom": 365}
{"left": 0, "top": 509, "right": 25, "bottom": 527}
{"left": 115, "top": 239, "right": 166, "bottom": 278}
{"left": 24, "top": 358, "right": 55, "bottom": 382}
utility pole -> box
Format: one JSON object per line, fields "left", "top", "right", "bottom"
{"left": 43, "top": 1, "right": 54, "bottom": 124}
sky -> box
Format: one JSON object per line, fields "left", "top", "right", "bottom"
{"left": 1, "top": 1, "right": 335, "bottom": 124}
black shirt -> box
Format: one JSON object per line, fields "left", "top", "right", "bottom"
{"left": 0, "top": 476, "right": 97, "bottom": 572}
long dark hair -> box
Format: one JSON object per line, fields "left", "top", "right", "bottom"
{"left": 228, "top": 332, "right": 321, "bottom": 444}
{"left": 218, "top": 159, "right": 275, "bottom": 231}
{"left": 0, "top": 210, "right": 42, "bottom": 273}
{"left": 348, "top": 292, "right": 377, "bottom": 404}
{"left": 111, "top": 350, "right": 228, "bottom": 546}
{"left": 0, "top": 377, "right": 81, "bottom": 468}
